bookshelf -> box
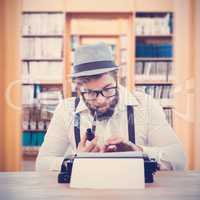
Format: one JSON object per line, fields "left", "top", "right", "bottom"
{"left": 134, "top": 12, "right": 174, "bottom": 126}
{"left": 21, "top": 12, "right": 65, "bottom": 157}
{"left": 20, "top": 5, "right": 176, "bottom": 156}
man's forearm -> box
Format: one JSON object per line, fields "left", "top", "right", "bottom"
{"left": 139, "top": 144, "right": 186, "bottom": 170}
{"left": 35, "top": 155, "right": 64, "bottom": 171}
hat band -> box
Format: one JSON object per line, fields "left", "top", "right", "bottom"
{"left": 74, "top": 60, "right": 117, "bottom": 73}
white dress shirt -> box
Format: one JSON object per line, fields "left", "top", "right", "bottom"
{"left": 36, "top": 85, "right": 186, "bottom": 171}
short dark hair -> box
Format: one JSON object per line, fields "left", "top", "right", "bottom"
{"left": 74, "top": 69, "right": 118, "bottom": 85}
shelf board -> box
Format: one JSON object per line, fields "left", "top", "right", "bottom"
{"left": 136, "top": 57, "right": 173, "bottom": 61}
{"left": 22, "top": 59, "right": 63, "bottom": 62}
{"left": 23, "top": 130, "right": 46, "bottom": 132}
{"left": 22, "top": 79, "right": 63, "bottom": 85}
{"left": 22, "top": 35, "right": 63, "bottom": 38}
{"left": 162, "top": 105, "right": 175, "bottom": 109}
{"left": 135, "top": 80, "right": 173, "bottom": 85}
{"left": 136, "top": 34, "right": 173, "bottom": 38}
{"left": 22, "top": 11, "right": 63, "bottom": 14}
{"left": 160, "top": 105, "right": 174, "bottom": 108}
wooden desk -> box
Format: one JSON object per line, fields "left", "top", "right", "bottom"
{"left": 0, "top": 171, "right": 199, "bottom": 200}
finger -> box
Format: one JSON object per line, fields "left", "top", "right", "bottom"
{"left": 89, "top": 135, "right": 98, "bottom": 144}
{"left": 104, "top": 144, "right": 117, "bottom": 152}
{"left": 79, "top": 133, "right": 87, "bottom": 146}
{"left": 85, "top": 141, "right": 97, "bottom": 152}
{"left": 77, "top": 135, "right": 87, "bottom": 151}
{"left": 100, "top": 145, "right": 106, "bottom": 152}
{"left": 115, "top": 142, "right": 143, "bottom": 152}
{"left": 84, "top": 136, "right": 98, "bottom": 152}
{"left": 116, "top": 142, "right": 132, "bottom": 151}
{"left": 91, "top": 146, "right": 100, "bottom": 152}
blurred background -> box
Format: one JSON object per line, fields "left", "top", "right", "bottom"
{"left": 0, "top": 0, "right": 199, "bottom": 171}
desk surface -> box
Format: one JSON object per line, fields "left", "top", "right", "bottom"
{"left": 0, "top": 171, "right": 200, "bottom": 200}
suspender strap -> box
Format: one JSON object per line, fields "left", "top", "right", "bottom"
{"left": 127, "top": 105, "right": 136, "bottom": 144}
{"left": 74, "top": 97, "right": 80, "bottom": 148}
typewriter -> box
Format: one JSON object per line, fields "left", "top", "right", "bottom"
{"left": 58, "top": 152, "right": 158, "bottom": 184}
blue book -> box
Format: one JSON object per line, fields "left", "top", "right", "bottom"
{"left": 37, "top": 132, "right": 45, "bottom": 146}
{"left": 31, "top": 132, "right": 38, "bottom": 146}
{"left": 22, "top": 131, "right": 31, "bottom": 146}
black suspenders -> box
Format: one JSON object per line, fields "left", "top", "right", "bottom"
{"left": 74, "top": 99, "right": 135, "bottom": 148}
{"left": 127, "top": 105, "right": 135, "bottom": 144}
{"left": 74, "top": 97, "right": 80, "bottom": 148}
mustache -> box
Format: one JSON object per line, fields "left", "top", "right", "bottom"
{"left": 94, "top": 104, "right": 110, "bottom": 110}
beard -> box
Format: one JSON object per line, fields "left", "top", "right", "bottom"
{"left": 83, "top": 91, "right": 119, "bottom": 121}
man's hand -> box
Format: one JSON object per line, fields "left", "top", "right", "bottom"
{"left": 77, "top": 134, "right": 100, "bottom": 152}
{"left": 102, "top": 136, "right": 143, "bottom": 152}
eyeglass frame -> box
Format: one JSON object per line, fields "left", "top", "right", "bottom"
{"left": 80, "top": 85, "right": 118, "bottom": 101}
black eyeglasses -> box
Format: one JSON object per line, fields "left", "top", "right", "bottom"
{"left": 81, "top": 86, "right": 118, "bottom": 100}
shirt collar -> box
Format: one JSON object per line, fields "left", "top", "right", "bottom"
{"left": 75, "top": 85, "right": 139, "bottom": 114}
{"left": 75, "top": 95, "right": 88, "bottom": 113}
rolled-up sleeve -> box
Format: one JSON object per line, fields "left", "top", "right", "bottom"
{"left": 141, "top": 95, "right": 186, "bottom": 170}
{"left": 35, "top": 99, "right": 74, "bottom": 171}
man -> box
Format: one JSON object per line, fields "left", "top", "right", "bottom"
{"left": 36, "top": 43, "right": 186, "bottom": 171}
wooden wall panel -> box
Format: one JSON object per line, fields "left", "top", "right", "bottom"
{"left": 194, "top": 0, "right": 200, "bottom": 170}
{"left": 22, "top": 0, "right": 65, "bottom": 12}
{"left": 64, "top": 0, "right": 135, "bottom": 13}
{"left": 0, "top": 0, "right": 22, "bottom": 171}
{"left": 126, "top": 14, "right": 134, "bottom": 91}
{"left": 174, "top": 0, "right": 195, "bottom": 169}
{"left": 135, "top": 0, "right": 173, "bottom": 12}
{"left": 22, "top": 0, "right": 175, "bottom": 12}
{"left": 0, "top": 0, "right": 6, "bottom": 170}
{"left": 70, "top": 13, "right": 130, "bottom": 35}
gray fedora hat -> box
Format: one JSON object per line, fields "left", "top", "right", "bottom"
{"left": 71, "top": 42, "right": 118, "bottom": 78}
